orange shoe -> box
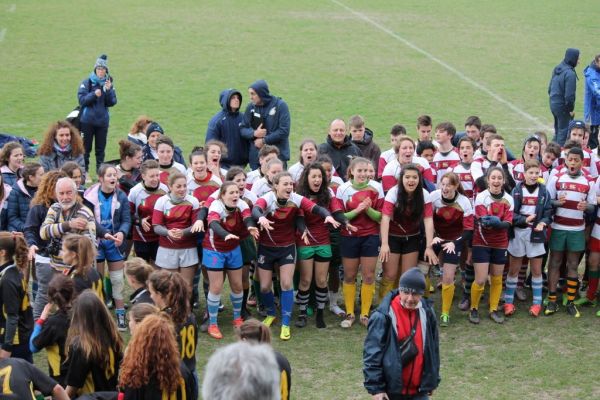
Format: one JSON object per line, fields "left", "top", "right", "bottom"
{"left": 208, "top": 324, "right": 223, "bottom": 339}
{"left": 529, "top": 304, "right": 542, "bottom": 317}
{"left": 232, "top": 318, "right": 243, "bottom": 328}
{"left": 504, "top": 303, "right": 516, "bottom": 316}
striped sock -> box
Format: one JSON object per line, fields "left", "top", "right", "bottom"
{"left": 207, "top": 292, "right": 221, "bottom": 325}
{"left": 261, "top": 290, "right": 276, "bottom": 316}
{"left": 548, "top": 292, "right": 557, "bottom": 304}
{"left": 586, "top": 271, "right": 599, "bottom": 301}
{"left": 315, "top": 286, "right": 328, "bottom": 310}
{"left": 280, "top": 289, "right": 294, "bottom": 326}
{"left": 531, "top": 276, "right": 543, "bottom": 305}
{"left": 463, "top": 264, "right": 474, "bottom": 296}
{"left": 490, "top": 275, "right": 503, "bottom": 312}
{"left": 296, "top": 289, "right": 310, "bottom": 312}
{"left": 503, "top": 276, "right": 518, "bottom": 305}
{"left": 193, "top": 267, "right": 202, "bottom": 303}
{"left": 470, "top": 282, "right": 485, "bottom": 310}
{"left": 441, "top": 283, "right": 455, "bottom": 315}
{"left": 517, "top": 261, "right": 528, "bottom": 288}
{"left": 230, "top": 291, "right": 243, "bottom": 320}
{"left": 566, "top": 277, "right": 578, "bottom": 302}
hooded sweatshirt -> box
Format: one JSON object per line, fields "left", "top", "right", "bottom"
{"left": 548, "top": 48, "right": 579, "bottom": 112}
{"left": 240, "top": 80, "right": 291, "bottom": 168}
{"left": 584, "top": 60, "right": 600, "bottom": 125}
{"left": 205, "top": 89, "right": 248, "bottom": 168}
{"left": 352, "top": 127, "right": 381, "bottom": 176}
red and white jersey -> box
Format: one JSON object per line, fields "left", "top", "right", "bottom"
{"left": 472, "top": 190, "right": 514, "bottom": 249}
{"left": 381, "top": 157, "right": 434, "bottom": 192}
{"left": 431, "top": 149, "right": 460, "bottom": 185}
{"left": 152, "top": 194, "right": 200, "bottom": 249}
{"left": 288, "top": 162, "right": 304, "bottom": 183}
{"left": 245, "top": 169, "right": 262, "bottom": 190}
{"left": 382, "top": 188, "right": 432, "bottom": 236}
{"left": 449, "top": 162, "right": 476, "bottom": 204}
{"left": 557, "top": 148, "right": 595, "bottom": 173}
{"left": 255, "top": 192, "right": 316, "bottom": 247}
{"left": 591, "top": 151, "right": 600, "bottom": 180}
{"left": 329, "top": 176, "right": 345, "bottom": 194}
{"left": 250, "top": 177, "right": 272, "bottom": 198}
{"left": 515, "top": 185, "right": 540, "bottom": 228}
{"left": 508, "top": 160, "right": 526, "bottom": 185}
{"left": 471, "top": 158, "right": 493, "bottom": 182}
{"left": 378, "top": 148, "right": 397, "bottom": 179}
{"left": 297, "top": 188, "right": 343, "bottom": 247}
{"left": 336, "top": 180, "right": 384, "bottom": 237}
{"left": 158, "top": 162, "right": 186, "bottom": 185}
{"left": 547, "top": 172, "right": 596, "bottom": 231}
{"left": 473, "top": 149, "right": 485, "bottom": 161}
{"left": 187, "top": 172, "right": 222, "bottom": 207}
{"left": 590, "top": 178, "right": 600, "bottom": 240}
{"left": 203, "top": 199, "right": 252, "bottom": 251}
{"left": 429, "top": 190, "right": 474, "bottom": 240}
{"left": 128, "top": 182, "right": 169, "bottom": 242}
{"left": 548, "top": 164, "right": 593, "bottom": 181}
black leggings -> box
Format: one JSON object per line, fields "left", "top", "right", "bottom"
{"left": 81, "top": 122, "right": 109, "bottom": 173}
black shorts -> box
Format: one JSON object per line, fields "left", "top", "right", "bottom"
{"left": 133, "top": 241, "right": 159, "bottom": 262}
{"left": 257, "top": 244, "right": 296, "bottom": 271}
{"left": 389, "top": 234, "right": 421, "bottom": 255}
{"left": 433, "top": 237, "right": 463, "bottom": 265}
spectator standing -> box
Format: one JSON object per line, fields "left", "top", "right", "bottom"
{"left": 548, "top": 48, "right": 579, "bottom": 146}
{"left": 584, "top": 53, "right": 600, "bottom": 149}
{"left": 241, "top": 80, "right": 291, "bottom": 169}
{"left": 78, "top": 54, "right": 117, "bottom": 173}
{"left": 318, "top": 119, "right": 361, "bottom": 181}
{"left": 349, "top": 115, "right": 381, "bottom": 177}
{"left": 206, "top": 89, "right": 249, "bottom": 168}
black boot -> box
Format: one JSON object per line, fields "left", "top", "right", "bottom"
{"left": 295, "top": 310, "right": 307, "bottom": 328}
{"left": 316, "top": 308, "right": 326, "bottom": 329}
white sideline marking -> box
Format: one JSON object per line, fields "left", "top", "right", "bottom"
{"left": 0, "top": 28, "right": 6, "bottom": 42}
{"left": 330, "top": 0, "right": 550, "bottom": 129}
{"left": 7, "top": 4, "right": 16, "bottom": 12}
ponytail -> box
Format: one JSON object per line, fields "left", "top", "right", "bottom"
{"left": 0, "top": 232, "right": 28, "bottom": 271}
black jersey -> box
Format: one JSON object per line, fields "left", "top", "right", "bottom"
{"left": 175, "top": 314, "right": 198, "bottom": 373}
{"left": 71, "top": 268, "right": 104, "bottom": 301}
{"left": 129, "top": 287, "right": 153, "bottom": 305}
{"left": 31, "top": 309, "right": 70, "bottom": 385}
{"left": 0, "top": 263, "right": 33, "bottom": 352}
{"left": 275, "top": 351, "right": 292, "bottom": 400}
{"left": 120, "top": 361, "right": 194, "bottom": 400}
{"left": 0, "top": 357, "right": 57, "bottom": 399}
{"left": 65, "top": 341, "right": 122, "bottom": 396}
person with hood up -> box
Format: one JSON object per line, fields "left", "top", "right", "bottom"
{"left": 548, "top": 48, "right": 579, "bottom": 146}
{"left": 77, "top": 54, "right": 117, "bottom": 173}
{"left": 584, "top": 53, "right": 600, "bottom": 149}
{"left": 363, "top": 267, "right": 440, "bottom": 400}
{"left": 349, "top": 115, "right": 381, "bottom": 177}
{"left": 240, "top": 80, "right": 291, "bottom": 169}
{"left": 206, "top": 89, "right": 249, "bottom": 169}
{"left": 318, "top": 119, "right": 361, "bottom": 181}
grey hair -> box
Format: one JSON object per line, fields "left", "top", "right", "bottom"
{"left": 202, "top": 342, "right": 280, "bottom": 400}
{"left": 55, "top": 177, "right": 77, "bottom": 194}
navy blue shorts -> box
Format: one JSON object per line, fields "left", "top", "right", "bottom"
{"left": 340, "top": 235, "right": 380, "bottom": 258}
{"left": 472, "top": 246, "right": 507, "bottom": 265}
{"left": 434, "top": 237, "right": 463, "bottom": 265}
{"left": 97, "top": 239, "right": 124, "bottom": 262}
{"left": 257, "top": 244, "right": 296, "bottom": 271}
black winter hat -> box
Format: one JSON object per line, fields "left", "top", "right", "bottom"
{"left": 145, "top": 122, "right": 164, "bottom": 137}
{"left": 398, "top": 267, "right": 426, "bottom": 295}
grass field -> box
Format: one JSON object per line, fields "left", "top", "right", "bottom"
{"left": 4, "top": 1, "right": 600, "bottom": 399}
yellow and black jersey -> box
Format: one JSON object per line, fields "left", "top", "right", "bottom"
{"left": 119, "top": 361, "right": 195, "bottom": 400}
{"left": 0, "top": 263, "right": 33, "bottom": 352}
{"left": 31, "top": 309, "right": 70, "bottom": 386}
{"left": 175, "top": 314, "right": 198, "bottom": 373}
{"left": 275, "top": 351, "right": 292, "bottom": 400}
{"left": 71, "top": 268, "right": 104, "bottom": 301}
{"left": 65, "top": 341, "right": 121, "bottom": 395}
{"left": 0, "top": 357, "right": 58, "bottom": 399}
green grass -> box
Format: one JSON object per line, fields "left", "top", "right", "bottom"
{"left": 9, "top": 1, "right": 600, "bottom": 398}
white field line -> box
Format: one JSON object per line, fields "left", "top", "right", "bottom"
{"left": 330, "top": 0, "right": 550, "bottom": 130}
{"left": 0, "top": 28, "right": 6, "bottom": 42}
{"left": 7, "top": 4, "right": 15, "bottom": 12}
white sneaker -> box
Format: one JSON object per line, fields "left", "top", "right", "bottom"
{"left": 329, "top": 303, "right": 346, "bottom": 317}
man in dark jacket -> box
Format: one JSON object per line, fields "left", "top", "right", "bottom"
{"left": 584, "top": 53, "right": 600, "bottom": 149}
{"left": 240, "top": 80, "right": 291, "bottom": 169}
{"left": 548, "top": 48, "right": 579, "bottom": 146}
{"left": 318, "top": 119, "right": 361, "bottom": 181}
{"left": 205, "top": 89, "right": 249, "bottom": 168}
{"left": 349, "top": 115, "right": 381, "bottom": 177}
{"left": 78, "top": 54, "right": 117, "bottom": 173}
{"left": 363, "top": 267, "right": 440, "bottom": 400}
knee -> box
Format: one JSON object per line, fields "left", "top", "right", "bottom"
{"left": 109, "top": 270, "right": 124, "bottom": 301}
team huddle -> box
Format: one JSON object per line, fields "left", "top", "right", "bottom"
{"left": 1, "top": 79, "right": 599, "bottom": 398}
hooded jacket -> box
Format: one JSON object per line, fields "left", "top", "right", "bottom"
{"left": 548, "top": 48, "right": 579, "bottom": 112}
{"left": 77, "top": 77, "right": 117, "bottom": 127}
{"left": 352, "top": 128, "right": 381, "bottom": 176}
{"left": 205, "top": 89, "right": 249, "bottom": 167}
{"left": 318, "top": 135, "right": 361, "bottom": 181}
{"left": 363, "top": 290, "right": 440, "bottom": 397}
{"left": 240, "top": 80, "right": 291, "bottom": 168}
{"left": 584, "top": 60, "right": 600, "bottom": 125}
